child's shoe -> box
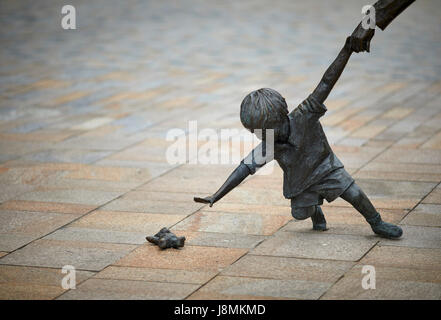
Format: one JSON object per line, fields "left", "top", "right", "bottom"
{"left": 367, "top": 213, "right": 403, "bottom": 239}
{"left": 311, "top": 206, "right": 328, "bottom": 231}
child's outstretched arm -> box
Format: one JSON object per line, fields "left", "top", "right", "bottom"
{"left": 194, "top": 163, "right": 251, "bottom": 207}
{"left": 310, "top": 28, "right": 374, "bottom": 104}
{"left": 194, "top": 141, "right": 272, "bottom": 207}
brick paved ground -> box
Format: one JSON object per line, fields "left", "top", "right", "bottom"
{"left": 1, "top": 0, "right": 440, "bottom": 299}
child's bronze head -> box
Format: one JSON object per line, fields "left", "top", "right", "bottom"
{"left": 240, "top": 88, "right": 289, "bottom": 140}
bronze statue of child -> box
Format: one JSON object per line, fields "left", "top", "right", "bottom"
{"left": 194, "top": 0, "right": 416, "bottom": 239}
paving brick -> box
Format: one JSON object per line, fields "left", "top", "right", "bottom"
{"left": 322, "top": 268, "right": 441, "bottom": 300}
{"left": 401, "top": 204, "right": 441, "bottom": 227}
{"left": 0, "top": 239, "right": 137, "bottom": 271}
{"left": 63, "top": 166, "right": 153, "bottom": 182}
{"left": 0, "top": 282, "right": 65, "bottom": 300}
{"left": 0, "top": 234, "right": 37, "bottom": 252}
{"left": 0, "top": 183, "right": 35, "bottom": 203}
{"left": 72, "top": 117, "right": 114, "bottom": 130}
{"left": 376, "top": 148, "right": 441, "bottom": 165}
{"left": 0, "top": 130, "right": 78, "bottom": 143}
{"left": 188, "top": 275, "right": 330, "bottom": 300}
{"left": 379, "top": 225, "right": 441, "bottom": 249}
{"left": 70, "top": 210, "right": 185, "bottom": 233}
{"left": 222, "top": 255, "right": 353, "bottom": 282}
{"left": 350, "top": 125, "right": 387, "bottom": 139}
{"left": 123, "top": 191, "right": 196, "bottom": 203}
{"left": 172, "top": 211, "right": 291, "bottom": 236}
{"left": 44, "top": 227, "right": 147, "bottom": 245}
{"left": 183, "top": 231, "right": 267, "bottom": 249}
{"left": 329, "top": 197, "right": 420, "bottom": 210}
{"left": 57, "top": 278, "right": 199, "bottom": 300}
{"left": 115, "top": 244, "right": 247, "bottom": 272}
{"left": 0, "top": 210, "right": 77, "bottom": 237}
{"left": 14, "top": 189, "right": 123, "bottom": 206}
{"left": 219, "top": 187, "right": 288, "bottom": 206}
{"left": 381, "top": 107, "right": 414, "bottom": 120}
{"left": 251, "top": 231, "right": 378, "bottom": 261}
{"left": 96, "top": 266, "right": 215, "bottom": 284}
{"left": 101, "top": 198, "right": 203, "bottom": 215}
{"left": 20, "top": 149, "right": 113, "bottom": 164}
{"left": 0, "top": 265, "right": 94, "bottom": 300}
{"left": 423, "top": 187, "right": 441, "bottom": 204}
{"left": 359, "top": 246, "right": 441, "bottom": 270}
{"left": 208, "top": 203, "right": 290, "bottom": 216}
{"left": 360, "top": 162, "right": 441, "bottom": 174}
{"left": 422, "top": 131, "right": 441, "bottom": 149}
{"left": 0, "top": 200, "right": 96, "bottom": 216}
{"left": 354, "top": 170, "right": 441, "bottom": 182}
{"left": 355, "top": 179, "right": 436, "bottom": 199}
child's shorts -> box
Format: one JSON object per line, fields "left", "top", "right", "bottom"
{"left": 290, "top": 167, "right": 354, "bottom": 209}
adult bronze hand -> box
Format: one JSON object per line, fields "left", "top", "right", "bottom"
{"left": 350, "top": 28, "right": 375, "bottom": 53}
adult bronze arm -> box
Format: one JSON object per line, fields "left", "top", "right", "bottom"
{"left": 310, "top": 0, "right": 415, "bottom": 104}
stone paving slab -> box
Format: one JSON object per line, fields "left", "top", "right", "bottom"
{"left": 101, "top": 198, "right": 204, "bottom": 215}
{"left": 69, "top": 210, "right": 185, "bottom": 234}
{"left": 221, "top": 255, "right": 354, "bottom": 283}
{"left": 401, "top": 204, "right": 441, "bottom": 227}
{"left": 183, "top": 231, "right": 267, "bottom": 249}
{"left": 424, "top": 186, "right": 441, "bottom": 204}
{"left": 0, "top": 265, "right": 94, "bottom": 300}
{"left": 321, "top": 266, "right": 441, "bottom": 300}
{"left": 0, "top": 234, "right": 42, "bottom": 253}
{"left": 114, "top": 244, "right": 247, "bottom": 273}
{"left": 359, "top": 246, "right": 441, "bottom": 270}
{"left": 188, "top": 275, "right": 331, "bottom": 300}
{"left": 44, "top": 227, "right": 148, "bottom": 245}
{"left": 0, "top": 200, "right": 96, "bottom": 216}
{"left": 0, "top": 239, "right": 137, "bottom": 271}
{"left": 14, "top": 189, "right": 124, "bottom": 206}
{"left": 379, "top": 225, "right": 441, "bottom": 249}
{"left": 0, "top": 210, "right": 77, "bottom": 236}
{"left": 251, "top": 231, "right": 378, "bottom": 261}
{"left": 57, "top": 278, "right": 199, "bottom": 300}
{"left": 172, "top": 210, "right": 291, "bottom": 236}
{"left": 95, "top": 266, "right": 215, "bottom": 285}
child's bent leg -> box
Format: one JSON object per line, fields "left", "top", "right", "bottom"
{"left": 291, "top": 206, "right": 316, "bottom": 220}
{"left": 292, "top": 206, "right": 328, "bottom": 231}
{"left": 340, "top": 183, "right": 402, "bottom": 239}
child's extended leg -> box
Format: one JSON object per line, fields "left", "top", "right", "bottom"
{"left": 340, "top": 183, "right": 402, "bottom": 239}
{"left": 291, "top": 205, "right": 328, "bottom": 231}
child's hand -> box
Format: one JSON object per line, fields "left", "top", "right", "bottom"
{"left": 194, "top": 196, "right": 215, "bottom": 207}
{"left": 349, "top": 28, "right": 375, "bottom": 53}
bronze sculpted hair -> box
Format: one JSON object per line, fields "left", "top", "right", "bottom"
{"left": 240, "top": 88, "right": 288, "bottom": 131}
